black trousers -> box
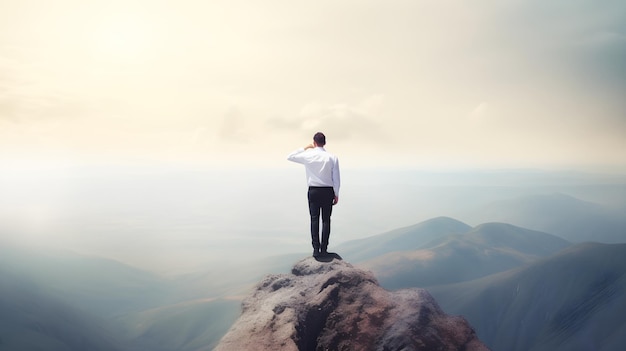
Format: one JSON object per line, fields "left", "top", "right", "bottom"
{"left": 307, "top": 186, "right": 335, "bottom": 251}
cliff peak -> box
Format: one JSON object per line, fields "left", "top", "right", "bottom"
{"left": 215, "top": 257, "right": 489, "bottom": 351}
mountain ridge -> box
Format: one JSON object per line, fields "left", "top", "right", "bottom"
{"left": 477, "top": 192, "right": 626, "bottom": 243}
{"left": 338, "top": 216, "right": 472, "bottom": 262}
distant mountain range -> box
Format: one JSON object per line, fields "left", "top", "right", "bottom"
{"left": 475, "top": 192, "right": 626, "bottom": 243}
{"left": 2, "top": 206, "right": 624, "bottom": 350}
{"left": 356, "top": 219, "right": 571, "bottom": 289}
{"left": 335, "top": 216, "right": 626, "bottom": 351}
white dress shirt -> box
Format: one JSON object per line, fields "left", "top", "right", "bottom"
{"left": 287, "top": 147, "right": 340, "bottom": 196}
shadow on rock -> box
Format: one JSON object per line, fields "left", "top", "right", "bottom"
{"left": 315, "top": 252, "right": 342, "bottom": 262}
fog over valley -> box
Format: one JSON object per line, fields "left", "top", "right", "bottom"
{"left": 2, "top": 167, "right": 624, "bottom": 274}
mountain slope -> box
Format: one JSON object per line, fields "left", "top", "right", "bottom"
{"left": 360, "top": 222, "right": 570, "bottom": 289}
{"left": 0, "top": 244, "right": 298, "bottom": 351}
{"left": 337, "top": 216, "right": 472, "bottom": 262}
{"left": 428, "top": 243, "right": 626, "bottom": 351}
{"left": 0, "top": 270, "right": 126, "bottom": 351}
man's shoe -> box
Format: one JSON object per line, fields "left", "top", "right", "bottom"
{"left": 313, "top": 249, "right": 320, "bottom": 257}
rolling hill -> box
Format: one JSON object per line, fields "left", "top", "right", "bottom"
{"left": 337, "top": 216, "right": 472, "bottom": 262}
{"left": 358, "top": 222, "right": 571, "bottom": 289}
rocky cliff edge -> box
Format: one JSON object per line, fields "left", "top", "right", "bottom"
{"left": 215, "top": 257, "right": 489, "bottom": 351}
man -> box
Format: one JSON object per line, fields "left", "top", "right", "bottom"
{"left": 287, "top": 132, "right": 340, "bottom": 257}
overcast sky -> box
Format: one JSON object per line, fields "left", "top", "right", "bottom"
{"left": 1, "top": 0, "right": 625, "bottom": 172}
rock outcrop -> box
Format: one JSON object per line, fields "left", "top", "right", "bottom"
{"left": 215, "top": 257, "right": 489, "bottom": 351}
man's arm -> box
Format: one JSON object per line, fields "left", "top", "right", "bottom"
{"left": 287, "top": 144, "right": 315, "bottom": 163}
{"left": 332, "top": 157, "right": 340, "bottom": 205}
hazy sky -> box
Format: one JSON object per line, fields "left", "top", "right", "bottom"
{"left": 1, "top": 0, "right": 625, "bottom": 172}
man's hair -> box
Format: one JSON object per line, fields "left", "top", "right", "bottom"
{"left": 313, "top": 132, "right": 326, "bottom": 146}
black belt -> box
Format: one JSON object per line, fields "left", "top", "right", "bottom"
{"left": 308, "top": 186, "right": 333, "bottom": 189}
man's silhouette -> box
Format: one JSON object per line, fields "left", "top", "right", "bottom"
{"left": 287, "top": 132, "right": 341, "bottom": 257}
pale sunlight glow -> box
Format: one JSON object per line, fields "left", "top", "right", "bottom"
{"left": 0, "top": 0, "right": 624, "bottom": 171}
{"left": 89, "top": 13, "right": 154, "bottom": 64}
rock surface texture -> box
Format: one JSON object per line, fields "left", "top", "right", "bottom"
{"left": 215, "top": 257, "right": 489, "bottom": 351}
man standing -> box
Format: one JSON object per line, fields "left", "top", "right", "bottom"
{"left": 287, "top": 132, "right": 340, "bottom": 257}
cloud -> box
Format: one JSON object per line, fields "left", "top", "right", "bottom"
{"left": 467, "top": 102, "right": 490, "bottom": 124}
{"left": 266, "top": 115, "right": 301, "bottom": 131}
{"left": 218, "top": 106, "right": 249, "bottom": 143}
{"left": 267, "top": 95, "right": 386, "bottom": 143}
{"left": 0, "top": 55, "right": 84, "bottom": 123}
{"left": 190, "top": 127, "right": 209, "bottom": 146}
{"left": 0, "top": 0, "right": 624, "bottom": 170}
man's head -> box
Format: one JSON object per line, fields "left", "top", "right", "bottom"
{"left": 313, "top": 132, "right": 326, "bottom": 147}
